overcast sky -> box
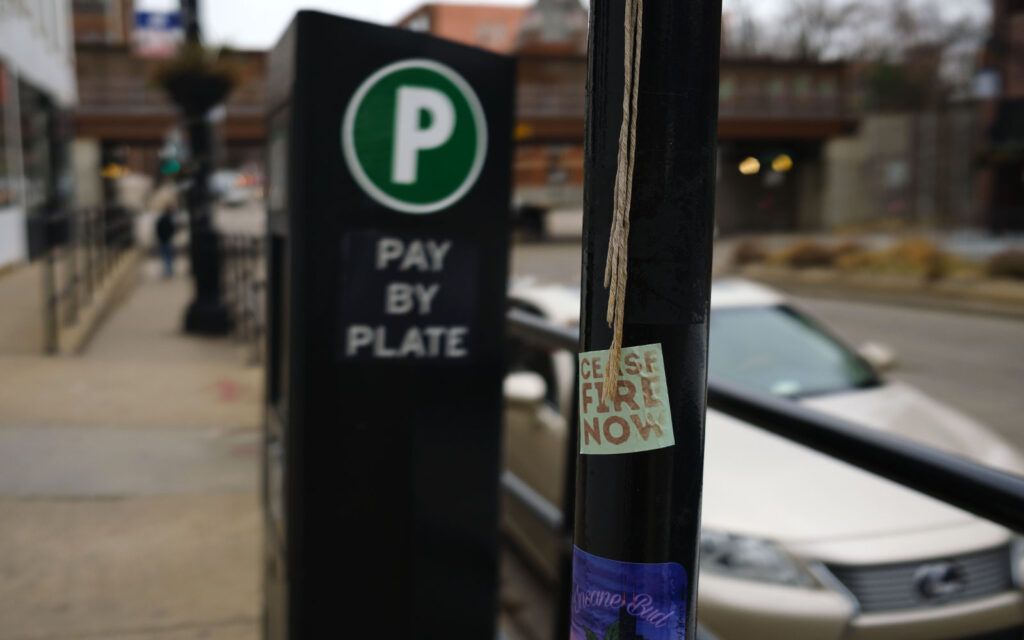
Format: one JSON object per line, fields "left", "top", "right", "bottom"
{"left": 136, "top": 0, "right": 987, "bottom": 51}
{"left": 137, "top": 0, "right": 535, "bottom": 50}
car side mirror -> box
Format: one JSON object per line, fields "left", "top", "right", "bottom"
{"left": 857, "top": 341, "right": 897, "bottom": 373}
{"left": 504, "top": 371, "right": 548, "bottom": 406}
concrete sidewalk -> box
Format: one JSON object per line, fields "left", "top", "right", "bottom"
{"left": 0, "top": 259, "right": 262, "bottom": 640}
{"left": 0, "top": 262, "right": 45, "bottom": 356}
{"left": 0, "top": 256, "right": 548, "bottom": 640}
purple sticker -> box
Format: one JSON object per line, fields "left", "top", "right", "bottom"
{"left": 571, "top": 546, "right": 688, "bottom": 640}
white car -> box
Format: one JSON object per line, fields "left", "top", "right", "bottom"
{"left": 211, "top": 170, "right": 252, "bottom": 206}
{"left": 503, "top": 279, "right": 1024, "bottom": 640}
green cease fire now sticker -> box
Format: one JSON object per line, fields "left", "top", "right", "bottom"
{"left": 341, "top": 58, "right": 488, "bottom": 214}
{"left": 578, "top": 344, "right": 675, "bottom": 455}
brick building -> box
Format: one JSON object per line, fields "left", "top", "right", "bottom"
{"left": 399, "top": 0, "right": 857, "bottom": 232}
{"left": 71, "top": 0, "right": 266, "bottom": 182}
{"left": 398, "top": 1, "right": 588, "bottom": 213}
{"left": 398, "top": 3, "right": 529, "bottom": 53}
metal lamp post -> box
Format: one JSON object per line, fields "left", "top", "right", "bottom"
{"left": 159, "top": 0, "right": 233, "bottom": 334}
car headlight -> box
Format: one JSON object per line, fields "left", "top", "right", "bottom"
{"left": 700, "top": 530, "right": 815, "bottom": 587}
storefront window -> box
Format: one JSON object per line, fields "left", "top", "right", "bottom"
{"left": 0, "top": 62, "right": 15, "bottom": 209}
{"left": 19, "top": 80, "right": 52, "bottom": 212}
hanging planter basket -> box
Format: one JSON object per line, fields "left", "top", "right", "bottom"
{"left": 153, "top": 43, "right": 239, "bottom": 117}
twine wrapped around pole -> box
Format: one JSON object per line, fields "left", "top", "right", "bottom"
{"left": 602, "top": 0, "right": 643, "bottom": 401}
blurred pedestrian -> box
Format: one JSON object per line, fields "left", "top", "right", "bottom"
{"left": 149, "top": 176, "right": 180, "bottom": 277}
{"left": 155, "top": 208, "right": 176, "bottom": 277}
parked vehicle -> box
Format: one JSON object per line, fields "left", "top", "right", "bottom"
{"left": 504, "top": 279, "right": 1024, "bottom": 640}
{"left": 211, "top": 169, "right": 260, "bottom": 207}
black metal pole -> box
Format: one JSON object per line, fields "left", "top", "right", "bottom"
{"left": 572, "top": 0, "right": 721, "bottom": 638}
{"left": 179, "top": 0, "right": 231, "bottom": 334}
{"left": 181, "top": 0, "right": 201, "bottom": 43}
{"left": 41, "top": 242, "right": 58, "bottom": 354}
{"left": 555, "top": 370, "right": 579, "bottom": 640}
{"left": 707, "top": 377, "right": 1024, "bottom": 534}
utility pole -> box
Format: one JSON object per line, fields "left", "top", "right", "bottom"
{"left": 571, "top": 0, "right": 721, "bottom": 638}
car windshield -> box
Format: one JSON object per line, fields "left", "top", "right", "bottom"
{"left": 709, "top": 304, "right": 879, "bottom": 397}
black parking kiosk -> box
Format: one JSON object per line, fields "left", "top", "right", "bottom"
{"left": 263, "top": 12, "right": 513, "bottom": 638}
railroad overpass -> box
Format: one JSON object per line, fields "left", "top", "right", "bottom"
{"left": 72, "top": 41, "right": 855, "bottom": 234}
{"left": 73, "top": 44, "right": 266, "bottom": 177}
{"left": 514, "top": 54, "right": 856, "bottom": 233}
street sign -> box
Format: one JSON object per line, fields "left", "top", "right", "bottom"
{"left": 264, "top": 11, "right": 513, "bottom": 639}
{"left": 342, "top": 59, "right": 487, "bottom": 214}
{"left": 338, "top": 230, "right": 480, "bottom": 360}
{"left": 132, "top": 11, "right": 182, "bottom": 58}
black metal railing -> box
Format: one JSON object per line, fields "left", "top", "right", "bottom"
{"left": 41, "top": 208, "right": 135, "bottom": 353}
{"left": 503, "top": 307, "right": 1024, "bottom": 640}
{"left": 706, "top": 378, "right": 1024, "bottom": 532}
{"left": 222, "top": 234, "right": 266, "bottom": 363}
{"left": 505, "top": 307, "right": 581, "bottom": 640}
{"left": 505, "top": 308, "right": 1024, "bottom": 532}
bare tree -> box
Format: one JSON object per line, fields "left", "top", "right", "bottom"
{"left": 777, "top": 0, "right": 874, "bottom": 60}
{"left": 762, "top": 0, "right": 988, "bottom": 63}
{"left": 721, "top": 0, "right": 990, "bottom": 99}
{"left": 864, "top": 0, "right": 989, "bottom": 105}
{"left": 722, "top": 0, "right": 765, "bottom": 57}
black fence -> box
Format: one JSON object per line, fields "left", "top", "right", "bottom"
{"left": 222, "top": 234, "right": 266, "bottom": 363}
{"left": 503, "top": 307, "right": 1024, "bottom": 639}
{"left": 41, "top": 207, "right": 134, "bottom": 354}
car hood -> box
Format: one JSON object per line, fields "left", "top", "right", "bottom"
{"left": 801, "top": 381, "right": 1024, "bottom": 474}
{"left": 702, "top": 383, "right": 1024, "bottom": 544}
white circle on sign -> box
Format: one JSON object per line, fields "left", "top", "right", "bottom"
{"left": 341, "top": 58, "right": 489, "bottom": 215}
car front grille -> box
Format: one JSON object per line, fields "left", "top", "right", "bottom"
{"left": 825, "top": 545, "right": 1015, "bottom": 613}
{"left": 962, "top": 626, "right": 1023, "bottom": 640}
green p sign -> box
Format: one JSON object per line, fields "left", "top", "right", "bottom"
{"left": 342, "top": 59, "right": 488, "bottom": 214}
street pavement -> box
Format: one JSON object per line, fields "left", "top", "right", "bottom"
{"left": 793, "top": 295, "right": 1024, "bottom": 449}
{"left": 0, "top": 261, "right": 45, "bottom": 356}
{"left": 0, "top": 258, "right": 262, "bottom": 640}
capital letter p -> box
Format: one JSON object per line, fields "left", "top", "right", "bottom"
{"left": 392, "top": 86, "right": 455, "bottom": 185}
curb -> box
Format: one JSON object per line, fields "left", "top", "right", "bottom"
{"left": 738, "top": 265, "right": 1024, "bottom": 321}
{"left": 57, "top": 249, "right": 142, "bottom": 355}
